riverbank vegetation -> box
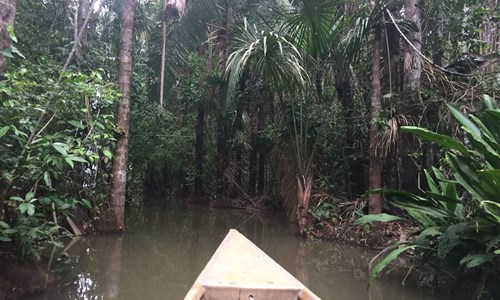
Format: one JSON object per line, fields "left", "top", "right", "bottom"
{"left": 0, "top": 0, "right": 499, "bottom": 298}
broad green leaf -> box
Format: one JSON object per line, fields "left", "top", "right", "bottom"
{"left": 486, "top": 233, "right": 500, "bottom": 252}
{"left": 437, "top": 223, "right": 468, "bottom": 259}
{"left": 406, "top": 208, "right": 441, "bottom": 227}
{"left": 462, "top": 126, "right": 500, "bottom": 169}
{"left": 354, "top": 213, "right": 403, "bottom": 225}
{"left": 480, "top": 201, "right": 500, "bottom": 223}
{"left": 65, "top": 157, "right": 74, "bottom": 168}
{"left": 483, "top": 95, "right": 498, "bottom": 110}
{"left": 470, "top": 115, "right": 499, "bottom": 149}
{"left": 446, "top": 103, "right": 481, "bottom": 136}
{"left": 9, "top": 196, "right": 24, "bottom": 202}
{"left": 2, "top": 48, "right": 14, "bottom": 58}
{"left": 103, "top": 149, "right": 113, "bottom": 159}
{"left": 81, "top": 199, "right": 92, "bottom": 209}
{"left": 424, "top": 193, "right": 461, "bottom": 205}
{"left": 52, "top": 142, "right": 68, "bottom": 156}
{"left": 67, "top": 156, "right": 88, "bottom": 164}
{"left": 43, "top": 171, "right": 52, "bottom": 189}
{"left": 0, "top": 126, "right": 10, "bottom": 139}
{"left": 0, "top": 236, "right": 12, "bottom": 242}
{"left": 68, "top": 120, "right": 85, "bottom": 129}
{"left": 6, "top": 25, "right": 17, "bottom": 42}
{"left": 414, "top": 227, "right": 442, "bottom": 245}
{"left": 460, "top": 254, "right": 494, "bottom": 270}
{"left": 0, "top": 221, "right": 10, "bottom": 229}
{"left": 447, "top": 153, "right": 487, "bottom": 201}
{"left": 369, "top": 246, "right": 415, "bottom": 283}
{"left": 19, "top": 203, "right": 35, "bottom": 215}
{"left": 495, "top": 250, "right": 500, "bottom": 255}
{"left": 26, "top": 192, "right": 34, "bottom": 201}
{"left": 11, "top": 45, "right": 25, "bottom": 59}
{"left": 401, "top": 126, "right": 470, "bottom": 157}
{"left": 485, "top": 109, "right": 500, "bottom": 121}
{"left": 425, "top": 169, "right": 440, "bottom": 194}
{"left": 477, "top": 170, "right": 500, "bottom": 200}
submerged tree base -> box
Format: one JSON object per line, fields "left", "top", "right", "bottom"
{"left": 0, "top": 259, "right": 54, "bottom": 299}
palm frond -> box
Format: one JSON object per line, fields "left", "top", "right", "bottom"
{"left": 338, "top": 0, "right": 399, "bottom": 73}
{"left": 279, "top": 0, "right": 348, "bottom": 59}
{"left": 225, "top": 19, "right": 309, "bottom": 103}
{"left": 163, "top": 0, "right": 224, "bottom": 89}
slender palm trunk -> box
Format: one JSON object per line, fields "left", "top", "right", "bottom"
{"left": 399, "top": 0, "right": 421, "bottom": 194}
{"left": 0, "top": 0, "right": 18, "bottom": 75}
{"left": 368, "top": 25, "right": 382, "bottom": 214}
{"left": 234, "top": 100, "right": 243, "bottom": 189}
{"left": 257, "top": 103, "right": 266, "bottom": 195}
{"left": 194, "top": 105, "right": 205, "bottom": 195}
{"left": 215, "top": 1, "right": 230, "bottom": 194}
{"left": 109, "top": 0, "right": 135, "bottom": 231}
{"left": 159, "top": 0, "right": 167, "bottom": 107}
{"left": 248, "top": 98, "right": 258, "bottom": 196}
{"left": 383, "top": 10, "right": 401, "bottom": 190}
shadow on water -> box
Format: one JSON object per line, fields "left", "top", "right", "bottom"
{"left": 28, "top": 200, "right": 459, "bottom": 300}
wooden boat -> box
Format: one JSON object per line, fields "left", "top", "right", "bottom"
{"left": 184, "top": 229, "right": 320, "bottom": 300}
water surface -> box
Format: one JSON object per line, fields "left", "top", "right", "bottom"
{"left": 30, "top": 202, "right": 454, "bottom": 300}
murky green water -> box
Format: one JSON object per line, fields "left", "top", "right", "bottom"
{"left": 29, "top": 202, "right": 455, "bottom": 300}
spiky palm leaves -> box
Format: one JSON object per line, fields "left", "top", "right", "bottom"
{"left": 226, "top": 20, "right": 308, "bottom": 101}
{"left": 278, "top": 0, "right": 346, "bottom": 60}
{"left": 163, "top": 0, "right": 224, "bottom": 88}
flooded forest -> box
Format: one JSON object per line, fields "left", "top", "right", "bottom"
{"left": 0, "top": 0, "right": 499, "bottom": 299}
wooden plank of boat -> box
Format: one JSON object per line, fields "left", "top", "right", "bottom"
{"left": 184, "top": 229, "right": 321, "bottom": 300}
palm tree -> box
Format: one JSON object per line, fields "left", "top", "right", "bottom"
{"left": 278, "top": 0, "right": 346, "bottom": 100}
{"left": 159, "top": 0, "right": 185, "bottom": 107}
{"left": 368, "top": 24, "right": 383, "bottom": 214}
{"left": 225, "top": 20, "right": 311, "bottom": 227}
{"left": 109, "top": 0, "right": 135, "bottom": 231}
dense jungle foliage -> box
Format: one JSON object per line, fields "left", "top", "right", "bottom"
{"left": 0, "top": 0, "right": 499, "bottom": 297}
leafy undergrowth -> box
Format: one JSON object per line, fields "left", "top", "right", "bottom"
{"left": 307, "top": 213, "right": 417, "bottom": 249}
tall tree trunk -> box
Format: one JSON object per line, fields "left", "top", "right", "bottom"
{"left": 248, "top": 98, "right": 258, "bottom": 196}
{"left": 159, "top": 1, "right": 185, "bottom": 107}
{"left": 368, "top": 25, "right": 383, "bottom": 214}
{"left": 257, "top": 102, "right": 266, "bottom": 195}
{"left": 258, "top": 151, "right": 266, "bottom": 195}
{"left": 233, "top": 99, "right": 244, "bottom": 190}
{"left": 159, "top": 0, "right": 167, "bottom": 107}
{"left": 0, "top": 0, "right": 18, "bottom": 75}
{"left": 215, "top": 1, "right": 230, "bottom": 194}
{"left": 75, "top": 0, "right": 96, "bottom": 67}
{"left": 109, "top": 0, "right": 135, "bottom": 231}
{"left": 482, "top": 0, "right": 498, "bottom": 54}
{"left": 432, "top": 6, "right": 446, "bottom": 66}
{"left": 315, "top": 67, "right": 323, "bottom": 101}
{"left": 399, "top": 0, "right": 422, "bottom": 194}
{"left": 382, "top": 9, "right": 402, "bottom": 190}
{"left": 194, "top": 105, "right": 205, "bottom": 196}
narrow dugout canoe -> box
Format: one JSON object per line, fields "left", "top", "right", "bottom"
{"left": 184, "top": 229, "right": 320, "bottom": 300}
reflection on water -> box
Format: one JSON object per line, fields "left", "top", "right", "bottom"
{"left": 29, "top": 202, "right": 455, "bottom": 300}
